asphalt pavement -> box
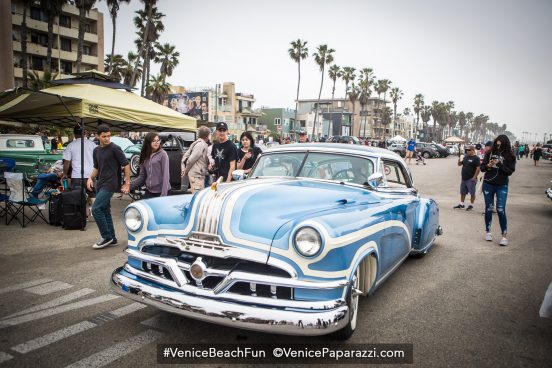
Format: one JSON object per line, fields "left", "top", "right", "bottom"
{"left": 0, "top": 155, "right": 550, "bottom": 367}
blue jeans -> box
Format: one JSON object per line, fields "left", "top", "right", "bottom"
{"left": 31, "top": 173, "right": 58, "bottom": 197}
{"left": 92, "top": 189, "right": 115, "bottom": 241}
{"left": 482, "top": 182, "right": 508, "bottom": 234}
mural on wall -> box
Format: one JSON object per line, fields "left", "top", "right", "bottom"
{"left": 164, "top": 92, "right": 208, "bottom": 121}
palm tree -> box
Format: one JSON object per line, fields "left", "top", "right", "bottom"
{"left": 105, "top": 0, "right": 131, "bottom": 74}
{"left": 413, "top": 93, "right": 424, "bottom": 133}
{"left": 121, "top": 51, "right": 142, "bottom": 87}
{"left": 341, "top": 67, "right": 356, "bottom": 100}
{"left": 75, "top": 0, "right": 97, "bottom": 73}
{"left": 348, "top": 83, "right": 360, "bottom": 135}
{"left": 430, "top": 101, "right": 442, "bottom": 141}
{"left": 380, "top": 106, "right": 392, "bottom": 138}
{"left": 154, "top": 43, "right": 180, "bottom": 80}
{"left": 403, "top": 107, "right": 412, "bottom": 138}
{"left": 359, "top": 68, "right": 375, "bottom": 138}
{"left": 146, "top": 73, "right": 171, "bottom": 104}
{"left": 40, "top": 0, "right": 67, "bottom": 73}
{"left": 328, "top": 64, "right": 342, "bottom": 137}
{"left": 104, "top": 53, "right": 125, "bottom": 81}
{"left": 420, "top": 105, "right": 432, "bottom": 141}
{"left": 389, "top": 87, "right": 403, "bottom": 136}
{"left": 20, "top": 0, "right": 33, "bottom": 87}
{"left": 465, "top": 112, "right": 474, "bottom": 141}
{"left": 134, "top": 6, "right": 165, "bottom": 96}
{"left": 288, "top": 39, "right": 309, "bottom": 140}
{"left": 375, "top": 79, "right": 392, "bottom": 138}
{"left": 457, "top": 111, "right": 466, "bottom": 139}
{"left": 312, "top": 44, "right": 335, "bottom": 139}
{"left": 29, "top": 69, "right": 59, "bottom": 91}
{"left": 130, "top": 0, "right": 159, "bottom": 89}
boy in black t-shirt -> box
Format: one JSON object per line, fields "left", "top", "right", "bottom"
{"left": 210, "top": 122, "right": 237, "bottom": 182}
{"left": 453, "top": 145, "right": 480, "bottom": 211}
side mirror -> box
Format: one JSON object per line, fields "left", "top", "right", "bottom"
{"left": 232, "top": 169, "right": 246, "bottom": 181}
{"left": 367, "top": 172, "right": 384, "bottom": 188}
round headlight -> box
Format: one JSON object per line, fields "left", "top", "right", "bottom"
{"left": 124, "top": 207, "right": 142, "bottom": 232}
{"left": 294, "top": 227, "right": 322, "bottom": 257}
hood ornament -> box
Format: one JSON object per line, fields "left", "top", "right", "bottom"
{"left": 211, "top": 176, "right": 223, "bottom": 191}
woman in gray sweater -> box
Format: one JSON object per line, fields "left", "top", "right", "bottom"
{"left": 130, "top": 132, "right": 170, "bottom": 198}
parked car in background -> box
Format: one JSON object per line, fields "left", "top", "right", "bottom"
{"left": 388, "top": 144, "right": 406, "bottom": 158}
{"left": 112, "top": 143, "right": 442, "bottom": 339}
{"left": 445, "top": 144, "right": 460, "bottom": 156}
{"left": 430, "top": 143, "right": 450, "bottom": 158}
{"left": 0, "top": 134, "right": 62, "bottom": 174}
{"left": 415, "top": 143, "right": 439, "bottom": 159}
{"left": 127, "top": 131, "right": 195, "bottom": 190}
{"left": 328, "top": 135, "right": 362, "bottom": 145}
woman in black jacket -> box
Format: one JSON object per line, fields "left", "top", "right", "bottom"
{"left": 480, "top": 135, "right": 516, "bottom": 246}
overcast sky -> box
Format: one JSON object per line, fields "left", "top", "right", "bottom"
{"left": 96, "top": 0, "right": 552, "bottom": 141}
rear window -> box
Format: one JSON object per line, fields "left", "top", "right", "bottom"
{"left": 6, "top": 139, "right": 36, "bottom": 148}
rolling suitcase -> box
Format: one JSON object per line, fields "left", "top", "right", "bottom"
{"left": 48, "top": 193, "right": 63, "bottom": 226}
{"left": 62, "top": 189, "right": 86, "bottom": 230}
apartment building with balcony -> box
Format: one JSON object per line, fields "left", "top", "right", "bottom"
{"left": 258, "top": 108, "right": 296, "bottom": 139}
{"left": 296, "top": 97, "right": 387, "bottom": 140}
{"left": 0, "top": 0, "right": 104, "bottom": 91}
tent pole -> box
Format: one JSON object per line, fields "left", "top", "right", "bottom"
{"left": 54, "top": 95, "right": 87, "bottom": 231}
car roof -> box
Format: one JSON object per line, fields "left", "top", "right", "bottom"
{"left": 266, "top": 142, "right": 400, "bottom": 160}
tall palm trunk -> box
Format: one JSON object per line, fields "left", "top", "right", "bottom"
{"left": 21, "top": 5, "right": 29, "bottom": 87}
{"left": 313, "top": 64, "right": 325, "bottom": 139}
{"left": 141, "top": 50, "right": 151, "bottom": 97}
{"left": 130, "top": 4, "right": 152, "bottom": 88}
{"left": 293, "top": 60, "right": 301, "bottom": 142}
{"left": 108, "top": 12, "right": 117, "bottom": 73}
{"left": 76, "top": 6, "right": 86, "bottom": 72}
{"left": 329, "top": 79, "right": 336, "bottom": 137}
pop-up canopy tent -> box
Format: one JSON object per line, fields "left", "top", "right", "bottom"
{"left": 0, "top": 84, "right": 196, "bottom": 229}
{"left": 443, "top": 136, "right": 464, "bottom": 143}
{"left": 389, "top": 135, "right": 407, "bottom": 143}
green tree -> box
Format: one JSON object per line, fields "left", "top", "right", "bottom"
{"left": 465, "top": 112, "right": 474, "bottom": 141}
{"left": 121, "top": 51, "right": 142, "bottom": 87}
{"left": 146, "top": 73, "right": 171, "bottom": 104}
{"left": 389, "top": 87, "right": 403, "bottom": 136}
{"left": 104, "top": 53, "right": 125, "bottom": 81}
{"left": 341, "top": 67, "right": 356, "bottom": 100}
{"left": 312, "top": 44, "right": 335, "bottom": 138}
{"left": 420, "top": 105, "right": 432, "bottom": 140}
{"left": 413, "top": 93, "right": 424, "bottom": 134}
{"left": 328, "top": 64, "right": 342, "bottom": 137}
{"left": 288, "top": 39, "right": 309, "bottom": 141}
{"left": 134, "top": 6, "right": 165, "bottom": 96}
{"left": 104, "top": 0, "right": 131, "bottom": 74}
{"left": 457, "top": 111, "right": 466, "bottom": 139}
{"left": 40, "top": 0, "right": 67, "bottom": 73}
{"left": 130, "top": 0, "right": 159, "bottom": 89}
{"left": 75, "top": 0, "right": 97, "bottom": 73}
{"left": 29, "top": 69, "right": 59, "bottom": 91}
{"left": 359, "top": 68, "right": 375, "bottom": 138}
{"left": 348, "top": 83, "right": 360, "bottom": 135}
{"left": 154, "top": 42, "right": 180, "bottom": 80}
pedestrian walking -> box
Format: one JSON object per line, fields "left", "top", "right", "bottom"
{"left": 406, "top": 138, "right": 416, "bottom": 165}
{"left": 130, "top": 132, "right": 170, "bottom": 198}
{"left": 237, "top": 132, "right": 263, "bottom": 175}
{"left": 86, "top": 124, "right": 130, "bottom": 249}
{"left": 532, "top": 143, "right": 543, "bottom": 166}
{"left": 210, "top": 122, "right": 238, "bottom": 182}
{"left": 453, "top": 145, "right": 480, "bottom": 211}
{"left": 181, "top": 126, "right": 210, "bottom": 194}
{"left": 480, "top": 135, "right": 516, "bottom": 246}
{"left": 62, "top": 124, "right": 97, "bottom": 218}
{"left": 514, "top": 141, "right": 520, "bottom": 160}
{"left": 524, "top": 144, "right": 530, "bottom": 158}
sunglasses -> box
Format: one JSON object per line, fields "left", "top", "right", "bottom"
{"left": 217, "top": 128, "right": 227, "bottom": 132}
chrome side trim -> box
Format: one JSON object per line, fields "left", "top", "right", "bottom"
{"left": 111, "top": 268, "right": 349, "bottom": 336}
{"left": 123, "top": 264, "right": 345, "bottom": 310}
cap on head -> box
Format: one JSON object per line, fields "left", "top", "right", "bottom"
{"left": 299, "top": 130, "right": 307, "bottom": 136}
{"left": 485, "top": 141, "right": 493, "bottom": 147}
{"left": 216, "top": 122, "right": 228, "bottom": 131}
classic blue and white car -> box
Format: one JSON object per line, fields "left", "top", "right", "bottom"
{"left": 111, "top": 143, "right": 442, "bottom": 339}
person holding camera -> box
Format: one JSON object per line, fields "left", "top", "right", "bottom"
{"left": 480, "top": 135, "right": 516, "bottom": 246}
{"left": 237, "top": 132, "right": 262, "bottom": 175}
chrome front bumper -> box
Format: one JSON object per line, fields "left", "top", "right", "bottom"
{"left": 111, "top": 267, "right": 350, "bottom": 336}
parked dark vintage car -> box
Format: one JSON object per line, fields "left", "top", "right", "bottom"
{"left": 112, "top": 144, "right": 443, "bottom": 339}
{"left": 328, "top": 136, "right": 362, "bottom": 145}
{"left": 129, "top": 132, "right": 196, "bottom": 190}
{"left": 387, "top": 144, "right": 406, "bottom": 158}
{"left": 415, "top": 143, "right": 439, "bottom": 159}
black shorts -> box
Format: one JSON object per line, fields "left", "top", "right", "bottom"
{"left": 70, "top": 178, "right": 96, "bottom": 198}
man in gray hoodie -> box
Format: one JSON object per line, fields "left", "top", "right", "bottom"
{"left": 182, "top": 126, "right": 210, "bottom": 193}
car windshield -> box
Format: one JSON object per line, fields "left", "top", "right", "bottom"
{"left": 249, "top": 151, "right": 375, "bottom": 186}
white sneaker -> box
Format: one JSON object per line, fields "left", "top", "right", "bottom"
{"left": 499, "top": 237, "right": 508, "bottom": 246}
{"left": 485, "top": 232, "right": 493, "bottom": 241}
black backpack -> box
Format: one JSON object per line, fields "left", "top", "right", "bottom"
{"left": 48, "top": 193, "right": 63, "bottom": 227}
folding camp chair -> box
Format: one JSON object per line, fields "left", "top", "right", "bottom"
{"left": 0, "top": 158, "right": 16, "bottom": 218}
{"left": 4, "top": 172, "right": 49, "bottom": 227}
